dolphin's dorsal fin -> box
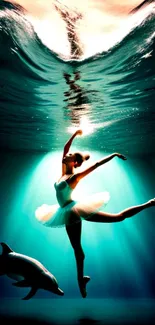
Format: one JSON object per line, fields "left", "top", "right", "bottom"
{"left": 1, "top": 243, "right": 13, "bottom": 255}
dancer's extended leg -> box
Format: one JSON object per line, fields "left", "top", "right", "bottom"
{"left": 65, "top": 213, "right": 90, "bottom": 298}
{"left": 86, "top": 199, "right": 155, "bottom": 223}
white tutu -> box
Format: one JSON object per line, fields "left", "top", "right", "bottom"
{"left": 35, "top": 191, "right": 110, "bottom": 228}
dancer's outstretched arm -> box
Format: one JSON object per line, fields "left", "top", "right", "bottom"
{"left": 75, "top": 153, "right": 127, "bottom": 182}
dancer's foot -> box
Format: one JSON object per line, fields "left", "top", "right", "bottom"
{"left": 148, "top": 198, "right": 155, "bottom": 206}
{"left": 79, "top": 276, "right": 90, "bottom": 298}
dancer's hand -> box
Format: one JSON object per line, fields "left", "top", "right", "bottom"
{"left": 116, "top": 153, "right": 127, "bottom": 160}
{"left": 75, "top": 129, "right": 83, "bottom": 136}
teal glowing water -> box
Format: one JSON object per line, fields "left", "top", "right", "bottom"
{"left": 0, "top": 151, "right": 154, "bottom": 300}
{"left": 0, "top": 2, "right": 155, "bottom": 323}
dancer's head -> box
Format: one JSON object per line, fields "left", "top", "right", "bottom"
{"left": 74, "top": 152, "right": 90, "bottom": 168}
{"left": 63, "top": 151, "right": 90, "bottom": 169}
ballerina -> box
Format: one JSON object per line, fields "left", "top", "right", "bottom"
{"left": 35, "top": 130, "right": 155, "bottom": 298}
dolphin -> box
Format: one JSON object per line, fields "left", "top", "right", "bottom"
{"left": 0, "top": 242, "right": 64, "bottom": 300}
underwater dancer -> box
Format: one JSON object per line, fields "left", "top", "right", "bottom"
{"left": 35, "top": 130, "right": 155, "bottom": 298}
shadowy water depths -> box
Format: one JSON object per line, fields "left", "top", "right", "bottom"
{"left": 0, "top": 299, "right": 155, "bottom": 325}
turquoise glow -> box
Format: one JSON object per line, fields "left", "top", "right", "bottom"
{"left": 0, "top": 151, "right": 154, "bottom": 298}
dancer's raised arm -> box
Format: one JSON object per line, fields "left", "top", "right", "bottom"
{"left": 75, "top": 153, "right": 127, "bottom": 182}
{"left": 62, "top": 130, "right": 82, "bottom": 175}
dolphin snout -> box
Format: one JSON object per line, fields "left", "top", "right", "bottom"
{"left": 57, "top": 288, "right": 64, "bottom": 296}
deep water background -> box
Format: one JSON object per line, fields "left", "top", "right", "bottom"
{"left": 0, "top": 1, "right": 155, "bottom": 324}
{"left": 0, "top": 150, "right": 155, "bottom": 299}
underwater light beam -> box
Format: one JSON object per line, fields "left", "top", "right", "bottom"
{"left": 67, "top": 117, "right": 123, "bottom": 136}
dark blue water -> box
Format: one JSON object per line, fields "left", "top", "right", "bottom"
{"left": 0, "top": 298, "right": 155, "bottom": 325}
{"left": 0, "top": 1, "right": 155, "bottom": 324}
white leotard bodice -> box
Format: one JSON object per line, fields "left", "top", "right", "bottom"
{"left": 54, "top": 181, "right": 73, "bottom": 208}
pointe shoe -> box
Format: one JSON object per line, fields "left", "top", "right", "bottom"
{"left": 148, "top": 198, "right": 155, "bottom": 206}
{"left": 80, "top": 286, "right": 87, "bottom": 298}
